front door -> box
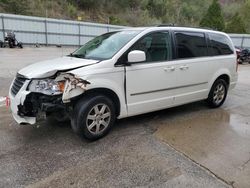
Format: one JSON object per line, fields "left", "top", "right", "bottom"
{"left": 125, "top": 31, "right": 177, "bottom": 116}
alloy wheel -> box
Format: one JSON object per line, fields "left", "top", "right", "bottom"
{"left": 86, "top": 103, "right": 111, "bottom": 134}
{"left": 213, "top": 83, "right": 225, "bottom": 105}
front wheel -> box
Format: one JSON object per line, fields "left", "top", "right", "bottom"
{"left": 207, "top": 79, "right": 228, "bottom": 108}
{"left": 71, "top": 95, "right": 116, "bottom": 141}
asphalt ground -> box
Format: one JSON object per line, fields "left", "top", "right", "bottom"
{"left": 0, "top": 47, "right": 249, "bottom": 188}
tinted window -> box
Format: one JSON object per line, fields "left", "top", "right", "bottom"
{"left": 209, "top": 33, "right": 234, "bottom": 56}
{"left": 130, "top": 32, "right": 172, "bottom": 62}
{"left": 175, "top": 32, "right": 207, "bottom": 59}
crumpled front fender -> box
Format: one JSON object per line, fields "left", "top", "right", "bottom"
{"left": 56, "top": 73, "right": 90, "bottom": 103}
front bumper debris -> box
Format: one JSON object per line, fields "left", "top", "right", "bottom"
{"left": 10, "top": 73, "right": 90, "bottom": 125}
{"left": 9, "top": 80, "right": 36, "bottom": 124}
{"left": 10, "top": 80, "right": 66, "bottom": 125}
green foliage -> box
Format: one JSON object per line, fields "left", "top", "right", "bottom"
{"left": 147, "top": 0, "right": 167, "bottom": 19}
{"left": 225, "top": 13, "right": 246, "bottom": 33}
{"left": 67, "top": 3, "right": 77, "bottom": 19}
{"left": 200, "top": 0, "right": 225, "bottom": 31}
{"left": 2, "top": 0, "right": 29, "bottom": 15}
{"left": 74, "top": 0, "right": 99, "bottom": 10}
{"left": 109, "top": 16, "right": 123, "bottom": 25}
{"left": 223, "top": 1, "right": 243, "bottom": 20}
{"left": 239, "top": 0, "right": 250, "bottom": 33}
{"left": 0, "top": 0, "right": 249, "bottom": 33}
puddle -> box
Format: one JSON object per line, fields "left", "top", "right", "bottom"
{"left": 155, "top": 108, "right": 250, "bottom": 187}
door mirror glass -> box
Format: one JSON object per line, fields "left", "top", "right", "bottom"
{"left": 128, "top": 50, "right": 146, "bottom": 63}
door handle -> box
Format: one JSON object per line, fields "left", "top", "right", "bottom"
{"left": 179, "top": 65, "right": 189, "bottom": 70}
{"left": 164, "top": 66, "right": 175, "bottom": 72}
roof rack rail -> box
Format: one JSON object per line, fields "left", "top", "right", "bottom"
{"left": 157, "top": 24, "right": 217, "bottom": 31}
{"left": 155, "top": 24, "right": 219, "bottom": 32}
{"left": 200, "top": 27, "right": 217, "bottom": 31}
{"left": 157, "top": 23, "right": 176, "bottom": 27}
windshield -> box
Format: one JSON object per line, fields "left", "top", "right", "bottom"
{"left": 70, "top": 30, "right": 141, "bottom": 60}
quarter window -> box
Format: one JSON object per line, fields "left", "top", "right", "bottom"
{"left": 174, "top": 32, "right": 207, "bottom": 59}
{"left": 209, "top": 33, "right": 234, "bottom": 56}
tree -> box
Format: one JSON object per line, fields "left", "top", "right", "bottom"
{"left": 239, "top": 0, "right": 250, "bottom": 33}
{"left": 200, "top": 0, "right": 225, "bottom": 31}
{"left": 225, "top": 13, "right": 246, "bottom": 33}
{"left": 147, "top": 0, "right": 167, "bottom": 19}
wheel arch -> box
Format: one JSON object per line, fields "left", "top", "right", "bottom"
{"left": 209, "top": 69, "right": 231, "bottom": 90}
{"left": 207, "top": 70, "right": 231, "bottom": 98}
{"left": 216, "top": 74, "right": 230, "bottom": 86}
{"left": 71, "top": 88, "right": 121, "bottom": 117}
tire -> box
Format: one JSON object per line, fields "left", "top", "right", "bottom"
{"left": 9, "top": 41, "right": 14, "bottom": 48}
{"left": 71, "top": 95, "right": 116, "bottom": 141}
{"left": 17, "top": 42, "right": 23, "bottom": 48}
{"left": 207, "top": 79, "right": 228, "bottom": 108}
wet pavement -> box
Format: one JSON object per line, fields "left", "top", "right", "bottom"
{"left": 155, "top": 65, "right": 250, "bottom": 188}
{"left": 0, "top": 47, "right": 249, "bottom": 187}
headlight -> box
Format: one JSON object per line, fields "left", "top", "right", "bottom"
{"left": 28, "top": 79, "right": 65, "bottom": 95}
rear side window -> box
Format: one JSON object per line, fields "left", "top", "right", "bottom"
{"left": 208, "top": 33, "right": 234, "bottom": 56}
{"left": 174, "top": 32, "right": 207, "bottom": 59}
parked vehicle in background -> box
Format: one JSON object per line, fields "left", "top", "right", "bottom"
{"left": 238, "top": 48, "right": 250, "bottom": 64}
{"left": 9, "top": 26, "right": 238, "bottom": 140}
{"left": 0, "top": 31, "right": 23, "bottom": 48}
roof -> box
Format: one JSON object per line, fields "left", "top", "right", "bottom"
{"left": 121, "top": 26, "right": 227, "bottom": 36}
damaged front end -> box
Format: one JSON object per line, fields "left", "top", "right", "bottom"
{"left": 56, "top": 73, "right": 90, "bottom": 103}
{"left": 10, "top": 73, "right": 90, "bottom": 125}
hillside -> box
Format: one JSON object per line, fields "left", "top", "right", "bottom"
{"left": 0, "top": 0, "right": 249, "bottom": 32}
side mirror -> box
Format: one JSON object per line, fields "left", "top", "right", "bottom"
{"left": 128, "top": 50, "right": 146, "bottom": 63}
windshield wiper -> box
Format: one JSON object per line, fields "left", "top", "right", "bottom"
{"left": 68, "top": 53, "right": 85, "bottom": 58}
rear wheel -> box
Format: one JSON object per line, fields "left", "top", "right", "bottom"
{"left": 207, "top": 79, "right": 228, "bottom": 108}
{"left": 71, "top": 95, "right": 116, "bottom": 141}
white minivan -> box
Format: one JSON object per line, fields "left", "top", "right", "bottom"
{"left": 9, "top": 26, "right": 238, "bottom": 140}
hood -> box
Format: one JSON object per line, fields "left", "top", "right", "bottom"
{"left": 18, "top": 56, "right": 98, "bottom": 79}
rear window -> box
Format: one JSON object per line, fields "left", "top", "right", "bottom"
{"left": 208, "top": 33, "right": 234, "bottom": 56}
{"left": 174, "top": 32, "right": 207, "bottom": 59}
